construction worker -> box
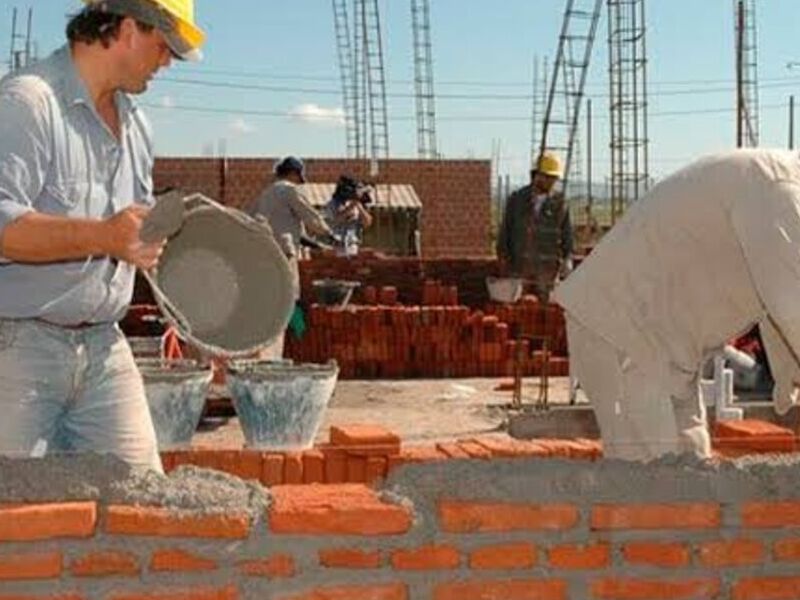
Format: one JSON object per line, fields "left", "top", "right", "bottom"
{"left": 249, "top": 156, "right": 336, "bottom": 253}
{"left": 497, "top": 152, "right": 574, "bottom": 303}
{"left": 0, "top": 0, "right": 205, "bottom": 470}
{"left": 554, "top": 149, "right": 800, "bottom": 461}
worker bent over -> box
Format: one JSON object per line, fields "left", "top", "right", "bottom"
{"left": 554, "top": 149, "right": 800, "bottom": 461}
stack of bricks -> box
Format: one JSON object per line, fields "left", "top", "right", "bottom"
{"left": 161, "top": 425, "right": 603, "bottom": 487}
{"left": 285, "top": 292, "right": 570, "bottom": 379}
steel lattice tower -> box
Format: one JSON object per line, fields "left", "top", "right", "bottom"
{"left": 530, "top": 55, "right": 550, "bottom": 168}
{"left": 8, "top": 7, "right": 34, "bottom": 73}
{"left": 354, "top": 0, "right": 390, "bottom": 161}
{"left": 607, "top": 0, "right": 650, "bottom": 223}
{"left": 411, "top": 0, "right": 438, "bottom": 159}
{"left": 539, "top": 0, "right": 603, "bottom": 197}
{"left": 735, "top": 0, "right": 759, "bottom": 148}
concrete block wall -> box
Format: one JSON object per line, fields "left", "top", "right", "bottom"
{"left": 153, "top": 158, "right": 492, "bottom": 259}
{"left": 5, "top": 452, "right": 800, "bottom": 599}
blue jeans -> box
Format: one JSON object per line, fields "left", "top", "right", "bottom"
{"left": 0, "top": 319, "right": 162, "bottom": 472}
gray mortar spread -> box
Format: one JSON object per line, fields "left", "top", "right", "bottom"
{"left": 0, "top": 454, "right": 269, "bottom": 516}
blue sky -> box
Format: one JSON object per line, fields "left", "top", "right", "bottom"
{"left": 2, "top": 1, "right": 800, "bottom": 185}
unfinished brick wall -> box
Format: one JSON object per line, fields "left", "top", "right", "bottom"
{"left": 153, "top": 157, "right": 492, "bottom": 258}
{"left": 5, "top": 450, "right": 800, "bottom": 600}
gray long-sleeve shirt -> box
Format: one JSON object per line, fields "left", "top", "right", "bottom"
{"left": 248, "top": 180, "right": 331, "bottom": 248}
{"left": 0, "top": 46, "right": 154, "bottom": 325}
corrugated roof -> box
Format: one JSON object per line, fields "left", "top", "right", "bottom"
{"left": 299, "top": 183, "right": 422, "bottom": 210}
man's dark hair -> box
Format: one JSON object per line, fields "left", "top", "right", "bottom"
{"left": 66, "top": 8, "right": 154, "bottom": 48}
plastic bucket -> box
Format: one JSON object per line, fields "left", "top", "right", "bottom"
{"left": 312, "top": 279, "right": 360, "bottom": 308}
{"left": 227, "top": 361, "right": 338, "bottom": 450}
{"left": 128, "top": 336, "right": 163, "bottom": 358}
{"left": 137, "top": 358, "right": 213, "bottom": 449}
{"left": 486, "top": 276, "right": 524, "bottom": 304}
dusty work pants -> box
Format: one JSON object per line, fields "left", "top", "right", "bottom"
{"left": 566, "top": 317, "right": 711, "bottom": 461}
{"left": 0, "top": 319, "right": 162, "bottom": 472}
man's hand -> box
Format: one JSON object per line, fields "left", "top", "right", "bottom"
{"left": 103, "top": 205, "right": 165, "bottom": 270}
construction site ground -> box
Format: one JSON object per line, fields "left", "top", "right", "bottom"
{"left": 195, "top": 377, "right": 588, "bottom": 448}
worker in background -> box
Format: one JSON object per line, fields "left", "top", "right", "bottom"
{"left": 248, "top": 156, "right": 336, "bottom": 254}
{"left": 554, "top": 149, "right": 800, "bottom": 461}
{"left": 497, "top": 152, "right": 574, "bottom": 303}
{"left": 0, "top": 0, "right": 206, "bottom": 471}
{"left": 323, "top": 175, "right": 374, "bottom": 257}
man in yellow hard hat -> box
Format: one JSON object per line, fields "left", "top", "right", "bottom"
{"left": 496, "top": 151, "right": 574, "bottom": 303}
{"left": 0, "top": 0, "right": 205, "bottom": 471}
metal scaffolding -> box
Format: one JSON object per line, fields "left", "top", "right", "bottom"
{"left": 607, "top": 0, "right": 650, "bottom": 223}
{"left": 353, "top": 0, "right": 390, "bottom": 161}
{"left": 735, "top": 0, "right": 759, "bottom": 148}
{"left": 530, "top": 55, "right": 550, "bottom": 168}
{"left": 331, "top": 0, "right": 359, "bottom": 157}
{"left": 539, "top": 0, "right": 603, "bottom": 197}
{"left": 411, "top": 0, "right": 438, "bottom": 159}
{"left": 7, "top": 7, "right": 34, "bottom": 73}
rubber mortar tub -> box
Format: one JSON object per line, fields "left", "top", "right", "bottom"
{"left": 227, "top": 360, "right": 339, "bottom": 450}
{"left": 137, "top": 358, "right": 214, "bottom": 449}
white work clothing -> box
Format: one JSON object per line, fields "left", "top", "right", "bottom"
{"left": 554, "top": 149, "right": 800, "bottom": 460}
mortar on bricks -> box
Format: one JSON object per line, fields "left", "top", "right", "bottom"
{"left": 137, "top": 358, "right": 213, "bottom": 449}
{"left": 227, "top": 360, "right": 338, "bottom": 450}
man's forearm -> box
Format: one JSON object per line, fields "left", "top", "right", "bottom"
{"left": 1, "top": 212, "right": 111, "bottom": 263}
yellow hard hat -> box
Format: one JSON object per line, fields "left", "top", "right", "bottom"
{"left": 534, "top": 152, "right": 564, "bottom": 179}
{"left": 82, "top": 0, "right": 206, "bottom": 62}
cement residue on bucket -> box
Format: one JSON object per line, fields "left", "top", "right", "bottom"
{"left": 0, "top": 454, "right": 269, "bottom": 517}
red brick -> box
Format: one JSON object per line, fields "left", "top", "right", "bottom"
{"left": 0, "top": 552, "right": 62, "bottom": 580}
{"left": 434, "top": 579, "right": 567, "bottom": 600}
{"left": 592, "top": 504, "right": 720, "bottom": 530}
{"left": 471, "top": 436, "right": 551, "bottom": 458}
{"left": 0, "top": 502, "right": 96, "bottom": 541}
{"left": 150, "top": 549, "right": 217, "bottom": 572}
{"left": 0, "top": 595, "right": 84, "bottom": 600}
{"left": 70, "top": 551, "right": 139, "bottom": 577}
{"left": 436, "top": 442, "right": 471, "bottom": 459}
{"left": 548, "top": 543, "right": 610, "bottom": 570}
{"left": 715, "top": 420, "right": 796, "bottom": 452}
{"left": 743, "top": 502, "right": 800, "bottom": 528}
{"left": 592, "top": 578, "right": 720, "bottom": 599}
{"left": 105, "top": 506, "right": 250, "bottom": 539}
{"left": 319, "top": 548, "right": 382, "bottom": 569}
{"left": 276, "top": 583, "right": 407, "bottom": 600}
{"left": 347, "top": 456, "right": 367, "bottom": 483}
{"left": 455, "top": 441, "right": 493, "bottom": 459}
{"left": 365, "top": 456, "right": 388, "bottom": 484}
{"left": 622, "top": 542, "right": 691, "bottom": 568}
{"left": 733, "top": 577, "right": 800, "bottom": 600}
{"left": 284, "top": 452, "right": 304, "bottom": 484}
{"left": 322, "top": 447, "right": 347, "bottom": 483}
{"left": 269, "top": 484, "right": 412, "bottom": 535}
{"left": 388, "top": 445, "right": 449, "bottom": 469}
{"left": 391, "top": 545, "right": 460, "bottom": 570}
{"left": 330, "top": 424, "right": 401, "bottom": 449}
{"left": 774, "top": 538, "right": 800, "bottom": 562}
{"left": 238, "top": 554, "right": 295, "bottom": 579}
{"left": 227, "top": 451, "right": 262, "bottom": 481}
{"left": 109, "top": 585, "right": 238, "bottom": 600}
{"left": 261, "top": 453, "right": 285, "bottom": 486}
{"left": 699, "top": 539, "right": 763, "bottom": 567}
{"left": 303, "top": 450, "right": 325, "bottom": 484}
{"left": 440, "top": 500, "right": 579, "bottom": 532}
{"left": 469, "top": 542, "right": 537, "bottom": 570}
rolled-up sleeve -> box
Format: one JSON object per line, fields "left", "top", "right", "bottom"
{"left": 0, "top": 85, "right": 49, "bottom": 243}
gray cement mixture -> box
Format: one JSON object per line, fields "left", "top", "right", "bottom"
{"left": 384, "top": 452, "right": 800, "bottom": 506}
{"left": 0, "top": 454, "right": 269, "bottom": 516}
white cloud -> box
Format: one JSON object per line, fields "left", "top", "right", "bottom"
{"left": 229, "top": 118, "right": 255, "bottom": 135}
{"left": 288, "top": 103, "right": 345, "bottom": 125}
{"left": 160, "top": 95, "right": 175, "bottom": 109}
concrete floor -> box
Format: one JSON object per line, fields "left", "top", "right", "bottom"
{"left": 194, "top": 377, "right": 588, "bottom": 448}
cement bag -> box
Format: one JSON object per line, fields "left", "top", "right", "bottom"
{"left": 141, "top": 193, "right": 295, "bottom": 357}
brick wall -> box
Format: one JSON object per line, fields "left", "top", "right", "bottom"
{"left": 153, "top": 157, "right": 492, "bottom": 258}
{"left": 5, "top": 440, "right": 800, "bottom": 599}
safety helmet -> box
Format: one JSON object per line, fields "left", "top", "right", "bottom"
{"left": 82, "top": 0, "right": 206, "bottom": 62}
{"left": 533, "top": 151, "right": 564, "bottom": 179}
{"left": 274, "top": 156, "right": 306, "bottom": 182}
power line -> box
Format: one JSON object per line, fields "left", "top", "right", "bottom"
{"left": 142, "top": 100, "right": 788, "bottom": 122}
{"left": 156, "top": 75, "right": 800, "bottom": 102}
